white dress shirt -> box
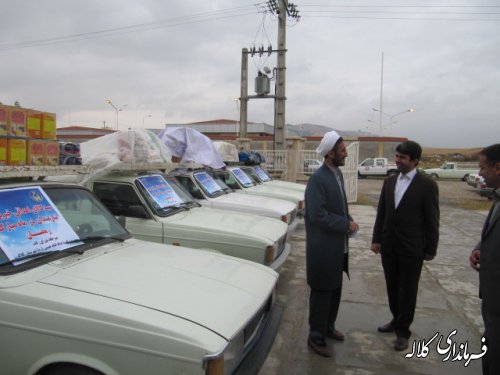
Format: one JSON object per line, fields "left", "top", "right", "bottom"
{"left": 395, "top": 168, "right": 417, "bottom": 208}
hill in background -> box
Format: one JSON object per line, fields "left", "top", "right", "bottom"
{"left": 286, "top": 122, "right": 482, "bottom": 165}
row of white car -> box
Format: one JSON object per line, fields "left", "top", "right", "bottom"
{"left": 0, "top": 129, "right": 306, "bottom": 375}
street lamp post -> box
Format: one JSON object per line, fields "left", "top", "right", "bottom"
{"left": 142, "top": 114, "right": 152, "bottom": 128}
{"left": 105, "top": 99, "right": 127, "bottom": 130}
{"left": 389, "top": 108, "right": 414, "bottom": 134}
{"left": 372, "top": 107, "right": 414, "bottom": 135}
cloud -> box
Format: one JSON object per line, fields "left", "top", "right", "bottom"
{"left": 0, "top": 0, "right": 498, "bottom": 147}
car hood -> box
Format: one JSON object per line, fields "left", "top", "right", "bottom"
{"left": 263, "top": 180, "right": 305, "bottom": 194}
{"left": 162, "top": 207, "right": 288, "bottom": 242}
{"left": 38, "top": 240, "right": 278, "bottom": 339}
{"left": 209, "top": 193, "right": 295, "bottom": 216}
{"left": 245, "top": 185, "right": 304, "bottom": 202}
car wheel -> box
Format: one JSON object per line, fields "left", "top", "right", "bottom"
{"left": 357, "top": 172, "right": 366, "bottom": 179}
{"left": 39, "top": 364, "right": 104, "bottom": 375}
{"left": 462, "top": 174, "right": 469, "bottom": 182}
{"left": 429, "top": 174, "right": 438, "bottom": 180}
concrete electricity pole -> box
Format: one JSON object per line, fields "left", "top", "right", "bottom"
{"left": 238, "top": 1, "right": 299, "bottom": 148}
{"left": 239, "top": 48, "right": 249, "bottom": 138}
{"left": 273, "top": 0, "right": 287, "bottom": 150}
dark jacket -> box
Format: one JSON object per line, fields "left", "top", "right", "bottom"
{"left": 305, "top": 164, "right": 351, "bottom": 290}
{"left": 479, "top": 191, "right": 500, "bottom": 314}
{"left": 372, "top": 172, "right": 440, "bottom": 257}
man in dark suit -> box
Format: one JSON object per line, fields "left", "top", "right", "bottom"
{"left": 305, "top": 131, "right": 359, "bottom": 357}
{"left": 469, "top": 143, "right": 500, "bottom": 375}
{"left": 371, "top": 140, "right": 440, "bottom": 351}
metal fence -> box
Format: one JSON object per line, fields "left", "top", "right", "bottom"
{"left": 255, "top": 141, "right": 359, "bottom": 203}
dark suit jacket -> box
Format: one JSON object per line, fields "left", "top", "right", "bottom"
{"left": 477, "top": 191, "right": 500, "bottom": 373}
{"left": 305, "top": 164, "right": 351, "bottom": 290}
{"left": 479, "top": 192, "right": 500, "bottom": 314}
{"left": 372, "top": 171, "right": 440, "bottom": 257}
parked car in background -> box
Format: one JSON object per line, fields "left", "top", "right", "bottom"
{"left": 357, "top": 157, "right": 398, "bottom": 178}
{"left": 466, "top": 173, "right": 483, "bottom": 187}
{"left": 466, "top": 173, "right": 494, "bottom": 199}
{"left": 239, "top": 165, "right": 306, "bottom": 194}
{"left": 213, "top": 166, "right": 306, "bottom": 217}
{"left": 303, "top": 159, "right": 321, "bottom": 175}
{"left": 0, "top": 177, "right": 281, "bottom": 375}
{"left": 423, "top": 162, "right": 478, "bottom": 181}
{"left": 170, "top": 168, "right": 300, "bottom": 232}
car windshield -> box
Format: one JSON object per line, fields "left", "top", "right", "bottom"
{"left": 136, "top": 174, "right": 199, "bottom": 216}
{"left": 240, "top": 167, "right": 263, "bottom": 185}
{"left": 193, "top": 171, "right": 227, "bottom": 198}
{"left": 211, "top": 174, "right": 233, "bottom": 194}
{"left": 252, "top": 166, "right": 273, "bottom": 182}
{"left": 231, "top": 168, "right": 256, "bottom": 188}
{"left": 0, "top": 185, "right": 129, "bottom": 271}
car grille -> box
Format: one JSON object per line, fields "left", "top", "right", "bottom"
{"left": 275, "top": 234, "right": 287, "bottom": 260}
{"left": 243, "top": 294, "right": 273, "bottom": 347}
{"left": 288, "top": 209, "right": 297, "bottom": 226}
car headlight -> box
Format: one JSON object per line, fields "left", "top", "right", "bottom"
{"left": 265, "top": 244, "right": 276, "bottom": 264}
{"left": 204, "top": 331, "right": 244, "bottom": 375}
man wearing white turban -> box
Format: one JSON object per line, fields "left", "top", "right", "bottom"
{"left": 305, "top": 131, "right": 359, "bottom": 357}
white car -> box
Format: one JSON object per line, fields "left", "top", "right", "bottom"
{"left": 213, "top": 166, "right": 305, "bottom": 217}
{"left": 466, "top": 173, "right": 482, "bottom": 187}
{"left": 303, "top": 159, "right": 322, "bottom": 175}
{"left": 170, "top": 168, "right": 300, "bottom": 232}
{"left": 239, "top": 165, "right": 306, "bottom": 194}
{"left": 88, "top": 172, "right": 290, "bottom": 271}
{"left": 0, "top": 179, "right": 280, "bottom": 375}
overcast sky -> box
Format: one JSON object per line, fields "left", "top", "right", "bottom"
{"left": 1, "top": 0, "right": 498, "bottom": 147}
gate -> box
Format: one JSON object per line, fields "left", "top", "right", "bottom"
{"left": 255, "top": 141, "right": 359, "bottom": 203}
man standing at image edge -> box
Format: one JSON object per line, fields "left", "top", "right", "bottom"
{"left": 304, "top": 131, "right": 359, "bottom": 358}
{"left": 469, "top": 143, "right": 500, "bottom": 375}
{"left": 371, "top": 140, "right": 440, "bottom": 352}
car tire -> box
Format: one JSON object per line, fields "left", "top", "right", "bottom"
{"left": 429, "top": 174, "right": 438, "bottom": 180}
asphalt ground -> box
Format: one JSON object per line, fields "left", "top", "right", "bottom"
{"left": 259, "top": 179, "right": 489, "bottom": 375}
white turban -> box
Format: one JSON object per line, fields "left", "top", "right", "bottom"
{"left": 316, "top": 130, "right": 341, "bottom": 157}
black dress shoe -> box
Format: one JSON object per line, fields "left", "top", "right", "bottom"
{"left": 378, "top": 322, "right": 395, "bottom": 333}
{"left": 307, "top": 337, "right": 332, "bottom": 357}
{"left": 327, "top": 329, "right": 345, "bottom": 341}
{"left": 394, "top": 337, "right": 409, "bottom": 351}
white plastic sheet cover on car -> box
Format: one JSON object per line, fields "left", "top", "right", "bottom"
{"left": 157, "top": 127, "right": 226, "bottom": 169}
{"left": 213, "top": 141, "right": 239, "bottom": 162}
{"left": 79, "top": 129, "right": 174, "bottom": 182}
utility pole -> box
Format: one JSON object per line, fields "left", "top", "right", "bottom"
{"left": 238, "top": 1, "right": 299, "bottom": 148}
{"left": 274, "top": 0, "right": 287, "bottom": 150}
{"left": 239, "top": 48, "right": 249, "bottom": 138}
{"left": 378, "top": 51, "right": 384, "bottom": 137}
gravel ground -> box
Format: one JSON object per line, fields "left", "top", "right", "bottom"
{"left": 357, "top": 177, "right": 491, "bottom": 209}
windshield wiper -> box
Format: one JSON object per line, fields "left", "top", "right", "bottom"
{"left": 0, "top": 247, "right": 85, "bottom": 267}
{"left": 66, "top": 236, "right": 125, "bottom": 244}
{"left": 0, "top": 236, "right": 126, "bottom": 267}
{"left": 159, "top": 203, "right": 190, "bottom": 212}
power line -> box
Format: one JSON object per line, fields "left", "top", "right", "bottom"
{"left": 0, "top": 4, "right": 266, "bottom": 52}
{"left": 299, "top": 4, "right": 500, "bottom": 21}
{"left": 2, "top": 2, "right": 498, "bottom": 52}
